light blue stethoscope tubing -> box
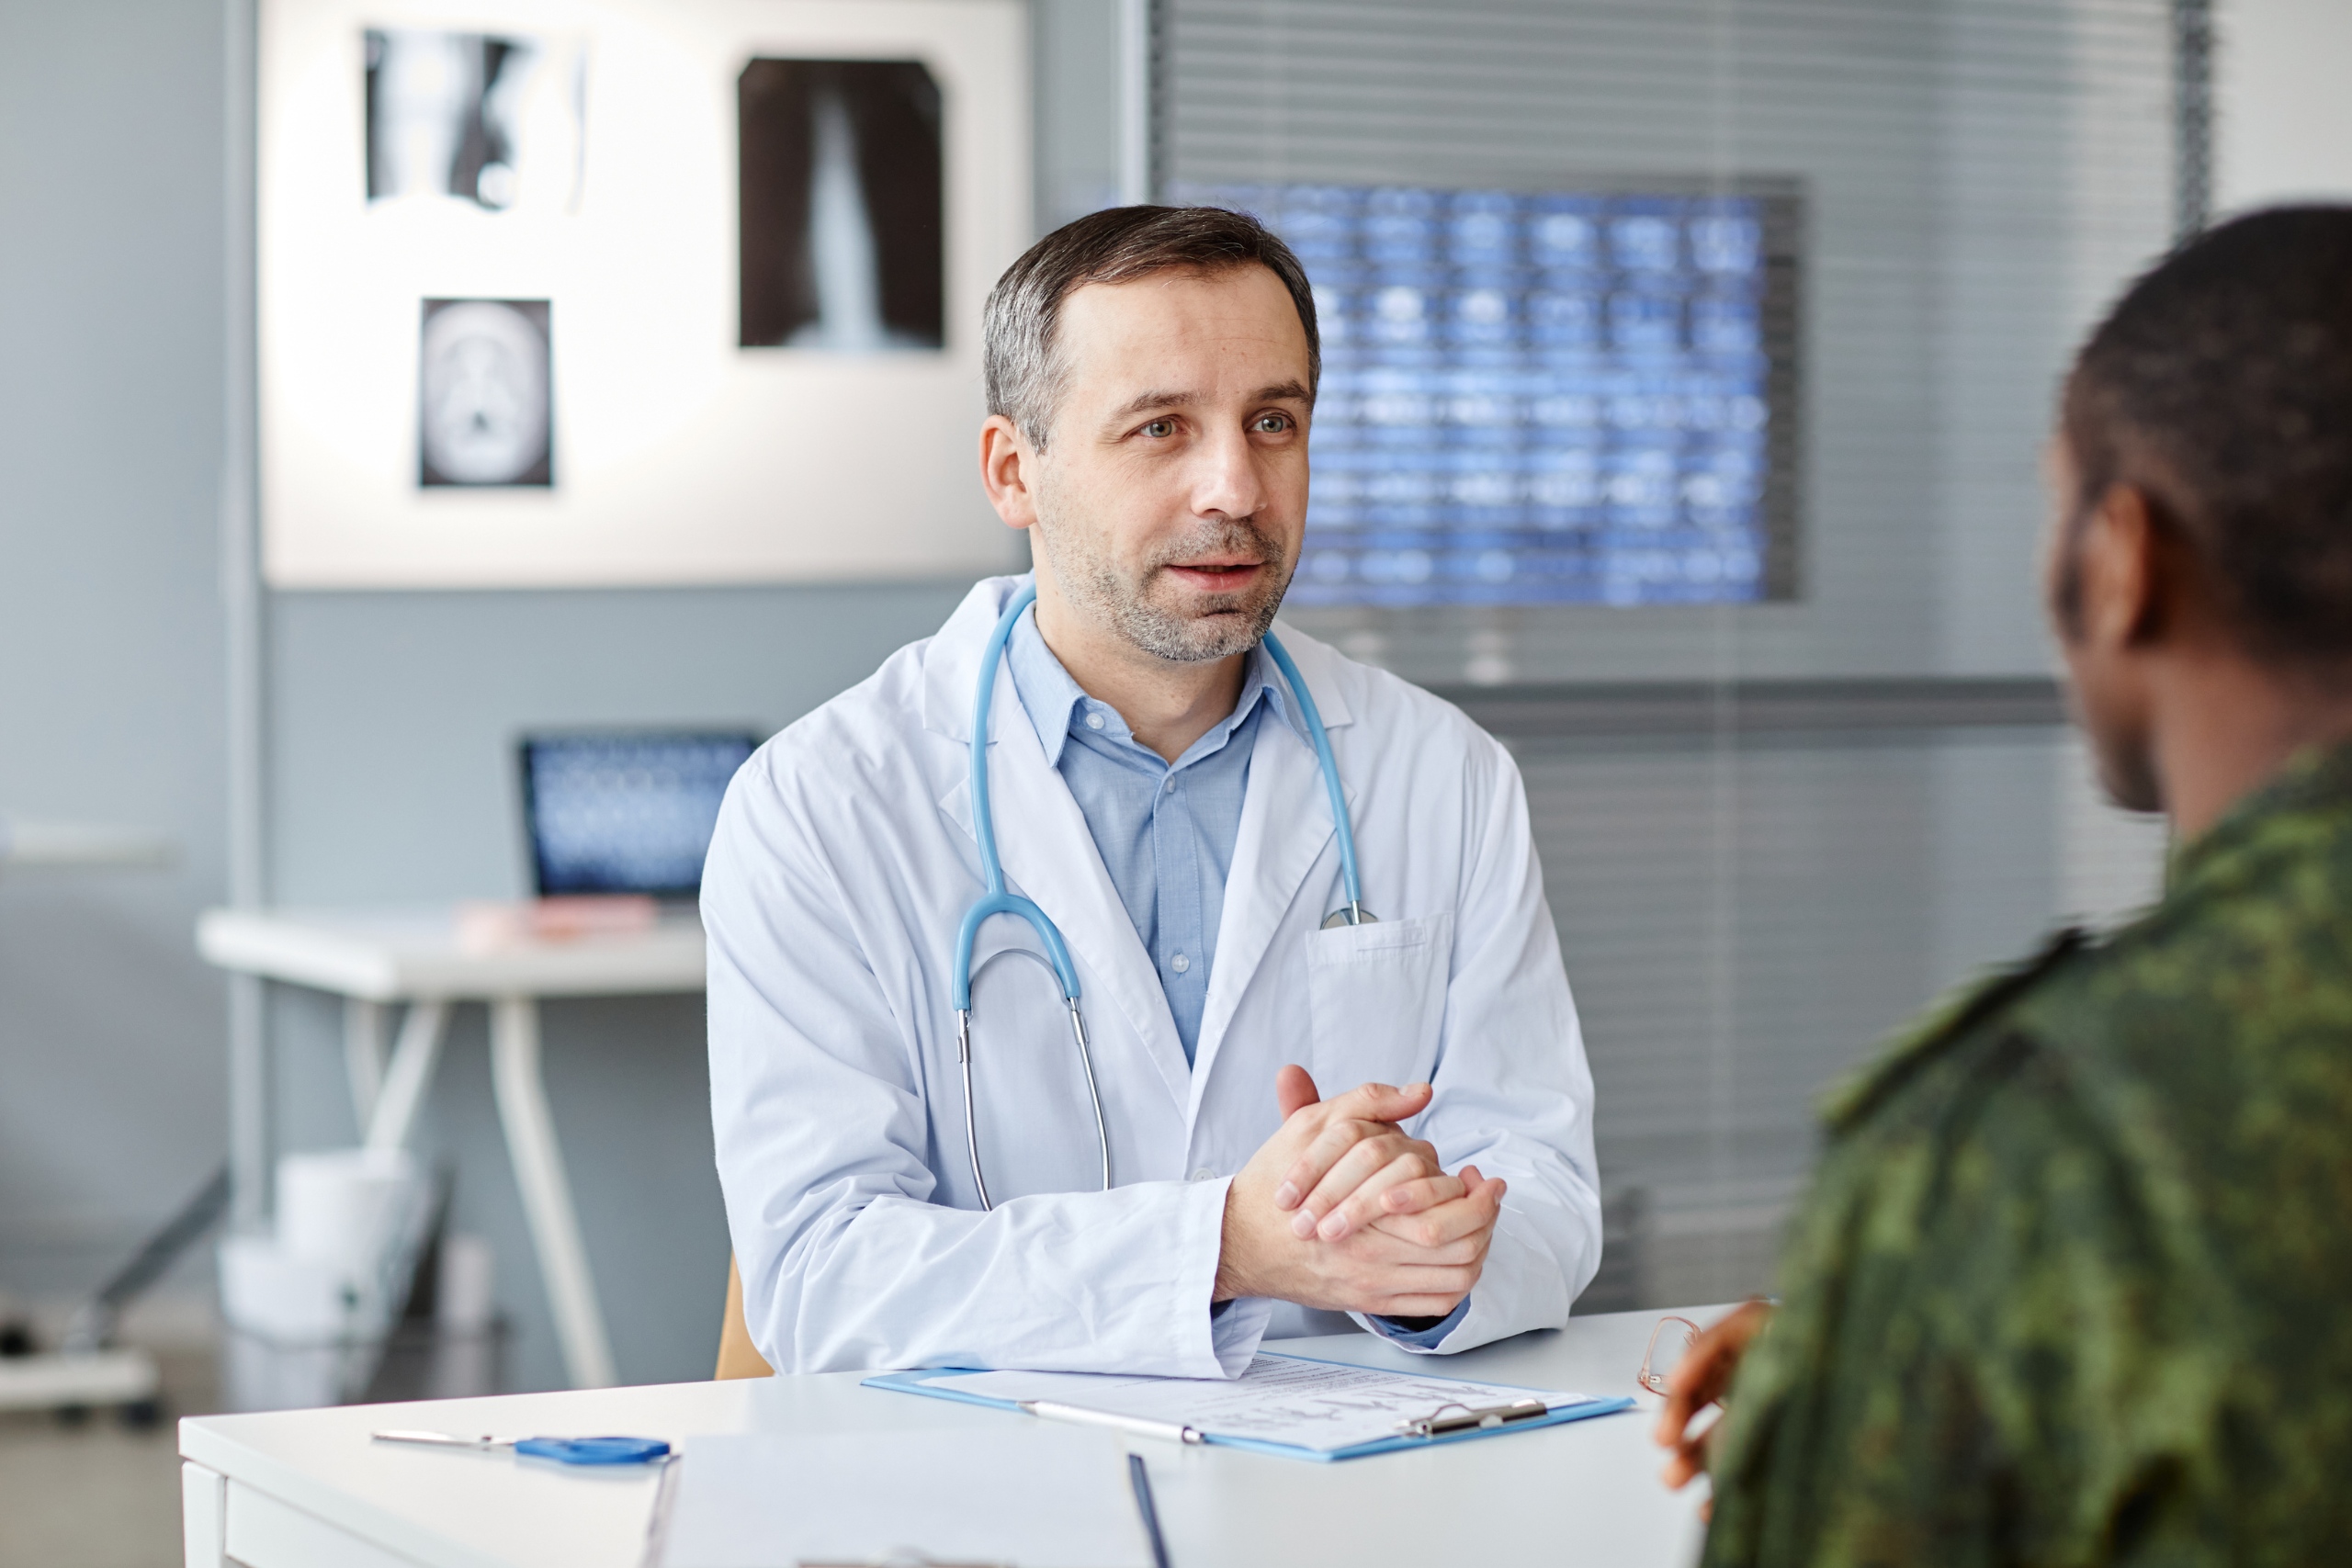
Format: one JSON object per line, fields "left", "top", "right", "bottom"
{"left": 953, "top": 580, "right": 1367, "bottom": 1211}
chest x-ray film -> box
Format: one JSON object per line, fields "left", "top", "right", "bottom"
{"left": 521, "top": 732, "right": 759, "bottom": 898}
{"left": 739, "top": 59, "right": 944, "bottom": 352}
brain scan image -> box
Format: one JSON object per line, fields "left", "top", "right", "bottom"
{"left": 418, "top": 299, "right": 552, "bottom": 487}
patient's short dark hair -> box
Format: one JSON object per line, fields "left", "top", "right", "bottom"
{"left": 983, "top": 205, "right": 1320, "bottom": 448}
{"left": 2061, "top": 205, "right": 2352, "bottom": 667}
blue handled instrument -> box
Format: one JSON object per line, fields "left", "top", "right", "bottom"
{"left": 373, "top": 1429, "right": 671, "bottom": 1465}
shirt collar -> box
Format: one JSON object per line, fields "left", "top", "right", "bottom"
{"left": 2168, "top": 736, "right": 2352, "bottom": 894}
{"left": 1004, "top": 605, "right": 1307, "bottom": 769}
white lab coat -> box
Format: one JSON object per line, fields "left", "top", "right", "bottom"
{"left": 706, "top": 575, "right": 1601, "bottom": 1377}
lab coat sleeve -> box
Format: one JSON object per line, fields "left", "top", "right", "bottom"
{"left": 1346, "top": 728, "right": 1603, "bottom": 1352}
{"left": 705, "top": 752, "right": 1264, "bottom": 1377}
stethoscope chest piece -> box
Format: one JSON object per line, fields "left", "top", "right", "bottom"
{"left": 1320, "top": 906, "right": 1379, "bottom": 930}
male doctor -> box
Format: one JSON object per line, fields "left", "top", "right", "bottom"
{"left": 706, "top": 205, "right": 1601, "bottom": 1377}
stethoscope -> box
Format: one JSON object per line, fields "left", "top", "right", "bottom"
{"left": 952, "top": 581, "right": 1374, "bottom": 1210}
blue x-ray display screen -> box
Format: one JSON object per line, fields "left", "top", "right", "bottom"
{"left": 1174, "top": 183, "right": 1792, "bottom": 607}
{"left": 522, "top": 732, "right": 758, "bottom": 897}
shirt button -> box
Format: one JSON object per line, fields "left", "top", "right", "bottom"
{"left": 1164, "top": 777, "right": 1177, "bottom": 793}
{"left": 1085, "top": 712, "right": 1105, "bottom": 730}
{"left": 1191, "top": 1168, "right": 1218, "bottom": 1182}
{"left": 1170, "top": 953, "right": 1190, "bottom": 974}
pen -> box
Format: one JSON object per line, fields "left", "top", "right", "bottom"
{"left": 1017, "top": 1399, "right": 1205, "bottom": 1445}
{"left": 1128, "top": 1452, "right": 1173, "bottom": 1568}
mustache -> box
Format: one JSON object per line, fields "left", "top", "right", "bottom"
{"left": 1142, "top": 518, "right": 1283, "bottom": 576}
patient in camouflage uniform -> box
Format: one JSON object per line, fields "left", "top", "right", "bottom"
{"left": 1655, "top": 206, "right": 2352, "bottom": 1563}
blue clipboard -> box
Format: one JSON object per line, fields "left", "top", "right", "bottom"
{"left": 864, "top": 1352, "right": 1634, "bottom": 1462}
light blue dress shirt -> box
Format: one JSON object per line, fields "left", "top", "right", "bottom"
{"left": 1004, "top": 605, "right": 1294, "bottom": 1066}
{"left": 1003, "top": 605, "right": 1468, "bottom": 1349}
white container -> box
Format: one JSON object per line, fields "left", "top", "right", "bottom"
{"left": 276, "top": 1148, "right": 424, "bottom": 1285}
{"left": 217, "top": 1234, "right": 354, "bottom": 1342}
{"left": 435, "top": 1233, "right": 496, "bottom": 1332}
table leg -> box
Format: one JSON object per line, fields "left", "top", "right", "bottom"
{"left": 342, "top": 999, "right": 388, "bottom": 1133}
{"left": 488, "top": 996, "right": 617, "bottom": 1389}
{"left": 181, "top": 1461, "right": 225, "bottom": 1568}
{"left": 363, "top": 1000, "right": 447, "bottom": 1154}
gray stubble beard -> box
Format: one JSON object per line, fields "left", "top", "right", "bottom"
{"left": 1031, "top": 498, "right": 1296, "bottom": 664}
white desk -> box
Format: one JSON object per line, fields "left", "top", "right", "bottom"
{"left": 181, "top": 1311, "right": 1711, "bottom": 1568}
{"left": 0, "top": 818, "right": 175, "bottom": 870}
{"left": 197, "top": 907, "right": 708, "bottom": 1390}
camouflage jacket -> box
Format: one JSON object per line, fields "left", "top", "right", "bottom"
{"left": 1702, "top": 740, "right": 2352, "bottom": 1566}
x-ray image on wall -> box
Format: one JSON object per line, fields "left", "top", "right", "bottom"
{"left": 739, "top": 59, "right": 944, "bottom": 351}
{"left": 419, "top": 299, "right": 552, "bottom": 488}
{"left": 367, "top": 29, "right": 585, "bottom": 213}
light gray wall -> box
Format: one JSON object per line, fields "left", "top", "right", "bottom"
{"left": 0, "top": 0, "right": 233, "bottom": 1298}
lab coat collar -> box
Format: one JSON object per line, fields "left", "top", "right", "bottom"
{"left": 1189, "top": 692, "right": 1358, "bottom": 1089}
{"left": 1004, "top": 604, "right": 1307, "bottom": 771}
{"left": 921, "top": 574, "right": 1355, "bottom": 748}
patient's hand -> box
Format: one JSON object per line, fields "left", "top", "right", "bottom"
{"left": 1654, "top": 1299, "right": 1773, "bottom": 1505}
{"left": 1212, "top": 1066, "right": 1505, "bottom": 1317}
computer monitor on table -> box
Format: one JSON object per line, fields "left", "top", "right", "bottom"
{"left": 518, "top": 730, "right": 760, "bottom": 901}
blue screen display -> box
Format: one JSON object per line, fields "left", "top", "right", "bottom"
{"left": 523, "top": 732, "right": 757, "bottom": 897}
{"left": 1173, "top": 183, "right": 1781, "bottom": 607}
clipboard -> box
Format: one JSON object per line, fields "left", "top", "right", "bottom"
{"left": 865, "top": 1351, "right": 1634, "bottom": 1462}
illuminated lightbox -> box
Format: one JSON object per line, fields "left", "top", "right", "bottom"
{"left": 1174, "top": 183, "right": 1801, "bottom": 608}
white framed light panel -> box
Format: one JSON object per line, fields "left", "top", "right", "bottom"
{"left": 258, "top": 0, "right": 1029, "bottom": 588}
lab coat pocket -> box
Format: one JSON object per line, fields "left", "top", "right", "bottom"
{"left": 1304, "top": 912, "right": 1452, "bottom": 1093}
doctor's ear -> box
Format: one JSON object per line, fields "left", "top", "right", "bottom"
{"left": 978, "top": 414, "right": 1040, "bottom": 533}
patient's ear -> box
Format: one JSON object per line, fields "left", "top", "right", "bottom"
{"left": 2078, "top": 482, "right": 2164, "bottom": 652}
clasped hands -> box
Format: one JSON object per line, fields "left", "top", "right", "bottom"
{"left": 1213, "top": 1064, "right": 1505, "bottom": 1319}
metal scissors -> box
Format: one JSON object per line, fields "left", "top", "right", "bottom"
{"left": 372, "top": 1428, "right": 671, "bottom": 1465}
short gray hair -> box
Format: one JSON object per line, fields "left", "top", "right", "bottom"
{"left": 982, "top": 205, "right": 1321, "bottom": 448}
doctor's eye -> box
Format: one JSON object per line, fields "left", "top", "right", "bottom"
{"left": 1138, "top": 418, "right": 1178, "bottom": 439}
{"left": 1252, "top": 412, "right": 1295, "bottom": 434}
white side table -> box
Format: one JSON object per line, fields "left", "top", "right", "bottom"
{"left": 0, "top": 818, "right": 175, "bottom": 872}
{"left": 196, "top": 907, "right": 707, "bottom": 1389}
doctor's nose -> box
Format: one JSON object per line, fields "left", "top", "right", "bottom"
{"left": 1185, "top": 425, "right": 1269, "bottom": 523}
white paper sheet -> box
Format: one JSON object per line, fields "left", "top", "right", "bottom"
{"left": 661, "top": 1429, "right": 1148, "bottom": 1568}
{"left": 940, "top": 1354, "right": 1588, "bottom": 1453}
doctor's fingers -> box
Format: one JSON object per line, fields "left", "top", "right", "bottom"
{"left": 1354, "top": 1264, "right": 1483, "bottom": 1318}
{"left": 1317, "top": 1156, "right": 1465, "bottom": 1242}
{"left": 1288, "top": 1128, "right": 1430, "bottom": 1222}
{"left": 1306, "top": 1079, "right": 1434, "bottom": 1135}
{"left": 1367, "top": 1173, "right": 1507, "bottom": 1251}
{"left": 1286, "top": 1130, "right": 1442, "bottom": 1236}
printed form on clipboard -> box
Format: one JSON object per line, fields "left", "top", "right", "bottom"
{"left": 865, "top": 1351, "right": 1634, "bottom": 1461}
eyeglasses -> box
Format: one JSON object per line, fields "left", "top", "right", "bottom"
{"left": 1636, "top": 1314, "right": 1701, "bottom": 1396}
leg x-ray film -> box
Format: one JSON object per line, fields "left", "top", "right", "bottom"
{"left": 366, "top": 29, "right": 585, "bottom": 213}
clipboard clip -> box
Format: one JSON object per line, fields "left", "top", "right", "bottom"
{"left": 1393, "top": 1397, "right": 1550, "bottom": 1438}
